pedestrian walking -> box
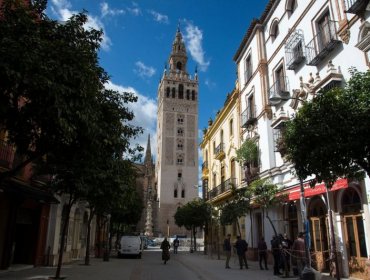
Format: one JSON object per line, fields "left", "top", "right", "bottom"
{"left": 173, "top": 237, "right": 179, "bottom": 254}
{"left": 271, "top": 235, "right": 282, "bottom": 275}
{"left": 292, "top": 232, "right": 306, "bottom": 279}
{"left": 223, "top": 234, "right": 232, "bottom": 269}
{"left": 258, "top": 236, "right": 268, "bottom": 270}
{"left": 234, "top": 235, "right": 248, "bottom": 269}
{"left": 160, "top": 237, "right": 171, "bottom": 264}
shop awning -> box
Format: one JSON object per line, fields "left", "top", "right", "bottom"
{"left": 287, "top": 178, "right": 348, "bottom": 201}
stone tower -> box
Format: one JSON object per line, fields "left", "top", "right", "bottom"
{"left": 155, "top": 26, "right": 199, "bottom": 237}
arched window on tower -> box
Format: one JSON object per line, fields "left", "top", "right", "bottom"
{"left": 186, "top": 90, "right": 190, "bottom": 100}
{"left": 270, "top": 19, "right": 279, "bottom": 42}
{"left": 191, "top": 90, "right": 196, "bottom": 100}
{"left": 166, "top": 87, "right": 170, "bottom": 98}
{"left": 176, "top": 61, "right": 182, "bottom": 71}
{"left": 172, "top": 87, "right": 176, "bottom": 98}
{"left": 178, "top": 84, "right": 184, "bottom": 99}
{"left": 174, "top": 188, "right": 178, "bottom": 198}
{"left": 181, "top": 189, "right": 185, "bottom": 198}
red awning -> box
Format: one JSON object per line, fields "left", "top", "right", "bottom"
{"left": 287, "top": 178, "right": 348, "bottom": 201}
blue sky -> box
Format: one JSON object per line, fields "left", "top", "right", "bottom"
{"left": 47, "top": 0, "right": 269, "bottom": 162}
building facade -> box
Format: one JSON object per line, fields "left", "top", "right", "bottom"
{"left": 231, "top": 0, "right": 370, "bottom": 278}
{"left": 155, "top": 28, "right": 199, "bottom": 237}
{"left": 200, "top": 86, "right": 244, "bottom": 254}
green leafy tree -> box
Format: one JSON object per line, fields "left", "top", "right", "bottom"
{"left": 236, "top": 139, "right": 259, "bottom": 167}
{"left": 174, "top": 199, "right": 211, "bottom": 252}
{"left": 283, "top": 69, "right": 369, "bottom": 185}
{"left": 249, "top": 178, "right": 286, "bottom": 236}
{"left": 220, "top": 188, "right": 252, "bottom": 237}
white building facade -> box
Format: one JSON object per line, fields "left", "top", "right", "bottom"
{"left": 233, "top": 0, "right": 370, "bottom": 278}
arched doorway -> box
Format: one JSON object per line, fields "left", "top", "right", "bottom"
{"left": 308, "top": 197, "right": 329, "bottom": 271}
{"left": 341, "top": 187, "right": 368, "bottom": 279}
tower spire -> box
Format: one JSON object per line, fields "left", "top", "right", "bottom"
{"left": 169, "top": 26, "right": 188, "bottom": 73}
{"left": 144, "top": 134, "right": 152, "bottom": 164}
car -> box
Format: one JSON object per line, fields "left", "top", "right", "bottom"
{"left": 117, "top": 235, "right": 142, "bottom": 259}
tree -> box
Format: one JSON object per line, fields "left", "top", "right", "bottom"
{"left": 283, "top": 69, "right": 369, "bottom": 184}
{"left": 0, "top": 0, "right": 109, "bottom": 181}
{"left": 174, "top": 199, "right": 211, "bottom": 252}
{"left": 219, "top": 188, "right": 252, "bottom": 237}
{"left": 248, "top": 178, "right": 286, "bottom": 236}
{"left": 236, "top": 139, "right": 259, "bottom": 183}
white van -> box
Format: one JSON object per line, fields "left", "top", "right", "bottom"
{"left": 118, "top": 235, "right": 142, "bottom": 258}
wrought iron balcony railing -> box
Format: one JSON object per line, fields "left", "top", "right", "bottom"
{"left": 344, "top": 0, "right": 369, "bottom": 14}
{"left": 214, "top": 143, "right": 225, "bottom": 160}
{"left": 241, "top": 105, "right": 257, "bottom": 128}
{"left": 208, "top": 178, "right": 237, "bottom": 200}
{"left": 306, "top": 20, "right": 341, "bottom": 66}
{"left": 285, "top": 30, "right": 306, "bottom": 70}
{"left": 268, "top": 76, "right": 290, "bottom": 104}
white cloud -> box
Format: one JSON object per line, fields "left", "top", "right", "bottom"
{"left": 100, "top": 2, "right": 125, "bottom": 17}
{"left": 148, "top": 10, "right": 169, "bottom": 24}
{"left": 205, "top": 78, "right": 216, "bottom": 89}
{"left": 134, "top": 61, "right": 156, "bottom": 78}
{"left": 105, "top": 81, "right": 157, "bottom": 160}
{"left": 184, "top": 22, "right": 210, "bottom": 72}
{"left": 50, "top": 0, "right": 112, "bottom": 51}
{"left": 127, "top": 3, "right": 141, "bottom": 16}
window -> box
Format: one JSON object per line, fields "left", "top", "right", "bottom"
{"left": 177, "top": 115, "right": 184, "bottom": 125}
{"left": 248, "top": 94, "right": 255, "bottom": 120}
{"left": 244, "top": 55, "right": 252, "bottom": 83}
{"left": 181, "top": 189, "right": 185, "bottom": 198}
{"left": 177, "top": 140, "right": 183, "bottom": 150}
{"left": 213, "top": 172, "right": 217, "bottom": 187}
{"left": 178, "top": 172, "right": 182, "bottom": 179}
{"left": 176, "top": 61, "right": 182, "bottom": 71}
{"left": 270, "top": 19, "right": 279, "bottom": 42}
{"left": 191, "top": 90, "right": 196, "bottom": 100}
{"left": 177, "top": 128, "right": 184, "bottom": 136}
{"left": 178, "top": 84, "right": 184, "bottom": 99}
{"left": 174, "top": 189, "right": 178, "bottom": 198}
{"left": 172, "top": 88, "right": 176, "bottom": 98}
{"left": 229, "top": 119, "right": 233, "bottom": 137}
{"left": 286, "top": 0, "right": 297, "bottom": 17}
{"left": 317, "top": 12, "right": 331, "bottom": 51}
{"left": 186, "top": 90, "right": 190, "bottom": 100}
{"left": 166, "top": 87, "right": 170, "bottom": 98}
{"left": 177, "top": 154, "right": 184, "bottom": 165}
{"left": 275, "top": 66, "right": 287, "bottom": 94}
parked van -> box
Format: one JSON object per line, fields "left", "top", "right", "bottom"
{"left": 118, "top": 235, "right": 142, "bottom": 258}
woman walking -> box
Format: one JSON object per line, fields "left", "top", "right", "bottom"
{"left": 160, "top": 237, "right": 171, "bottom": 264}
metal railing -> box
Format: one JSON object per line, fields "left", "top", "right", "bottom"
{"left": 269, "top": 76, "right": 290, "bottom": 101}
{"left": 208, "top": 178, "right": 237, "bottom": 199}
{"left": 306, "top": 20, "right": 341, "bottom": 66}
{"left": 241, "top": 105, "right": 257, "bottom": 128}
{"left": 214, "top": 143, "right": 224, "bottom": 158}
{"left": 344, "top": 0, "right": 369, "bottom": 14}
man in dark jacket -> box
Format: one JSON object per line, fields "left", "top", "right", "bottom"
{"left": 271, "top": 235, "right": 282, "bottom": 275}
{"left": 258, "top": 236, "right": 268, "bottom": 270}
{"left": 234, "top": 236, "right": 249, "bottom": 269}
{"left": 223, "top": 234, "right": 232, "bottom": 268}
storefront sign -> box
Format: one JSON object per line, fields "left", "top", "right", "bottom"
{"left": 287, "top": 178, "right": 348, "bottom": 201}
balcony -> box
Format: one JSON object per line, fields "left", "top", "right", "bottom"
{"left": 241, "top": 105, "right": 257, "bottom": 128}
{"left": 214, "top": 143, "right": 225, "bottom": 160}
{"left": 306, "top": 21, "right": 341, "bottom": 66}
{"left": 285, "top": 30, "right": 306, "bottom": 70}
{"left": 202, "top": 160, "right": 209, "bottom": 177}
{"left": 208, "top": 178, "right": 237, "bottom": 200}
{"left": 268, "top": 76, "right": 290, "bottom": 105}
{"left": 345, "top": 0, "right": 369, "bottom": 15}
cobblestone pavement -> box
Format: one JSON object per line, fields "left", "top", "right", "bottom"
{"left": 0, "top": 248, "right": 345, "bottom": 280}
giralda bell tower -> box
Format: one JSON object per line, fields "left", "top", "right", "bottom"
{"left": 155, "top": 26, "right": 199, "bottom": 237}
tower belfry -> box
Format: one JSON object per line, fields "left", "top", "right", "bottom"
{"left": 155, "top": 27, "right": 199, "bottom": 237}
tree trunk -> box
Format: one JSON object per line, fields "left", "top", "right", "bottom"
{"left": 55, "top": 196, "right": 74, "bottom": 279}
{"left": 236, "top": 219, "right": 242, "bottom": 237}
{"left": 193, "top": 227, "right": 197, "bottom": 252}
{"left": 265, "top": 210, "right": 277, "bottom": 237}
{"left": 84, "top": 209, "right": 95, "bottom": 265}
{"left": 249, "top": 209, "right": 254, "bottom": 248}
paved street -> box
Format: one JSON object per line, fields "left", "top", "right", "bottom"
{"left": 0, "top": 248, "right": 338, "bottom": 280}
